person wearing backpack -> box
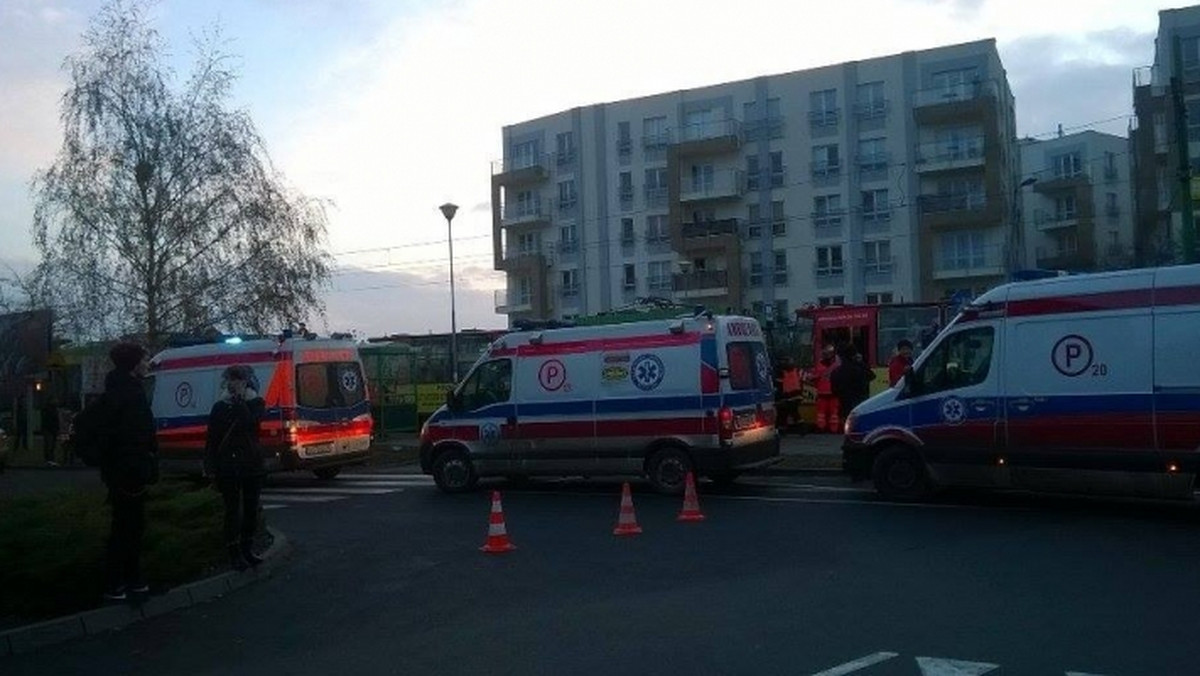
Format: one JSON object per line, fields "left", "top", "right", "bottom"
{"left": 204, "top": 364, "right": 266, "bottom": 571}
{"left": 101, "top": 342, "right": 160, "bottom": 601}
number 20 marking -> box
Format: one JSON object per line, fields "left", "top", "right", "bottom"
{"left": 1091, "top": 363, "right": 1108, "bottom": 377}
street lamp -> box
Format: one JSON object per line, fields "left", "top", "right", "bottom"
{"left": 1010, "top": 176, "right": 1038, "bottom": 275}
{"left": 439, "top": 202, "right": 460, "bottom": 383}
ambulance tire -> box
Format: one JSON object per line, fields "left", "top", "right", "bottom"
{"left": 872, "top": 445, "right": 931, "bottom": 501}
{"left": 432, "top": 448, "right": 478, "bottom": 493}
{"left": 646, "top": 446, "right": 693, "bottom": 496}
{"left": 313, "top": 467, "right": 341, "bottom": 480}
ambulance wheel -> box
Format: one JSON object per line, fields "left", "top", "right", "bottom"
{"left": 313, "top": 467, "right": 341, "bottom": 480}
{"left": 432, "top": 448, "right": 478, "bottom": 493}
{"left": 872, "top": 445, "right": 930, "bottom": 501}
{"left": 646, "top": 446, "right": 693, "bottom": 496}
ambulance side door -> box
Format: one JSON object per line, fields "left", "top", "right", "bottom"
{"left": 452, "top": 358, "right": 515, "bottom": 475}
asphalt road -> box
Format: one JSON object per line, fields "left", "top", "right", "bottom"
{"left": 5, "top": 471, "right": 1200, "bottom": 676}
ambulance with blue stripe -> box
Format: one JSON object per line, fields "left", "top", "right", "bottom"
{"left": 149, "top": 337, "right": 373, "bottom": 479}
{"left": 419, "top": 314, "right": 781, "bottom": 494}
{"left": 843, "top": 264, "right": 1200, "bottom": 501}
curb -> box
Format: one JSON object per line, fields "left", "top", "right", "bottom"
{"left": 0, "top": 527, "right": 292, "bottom": 659}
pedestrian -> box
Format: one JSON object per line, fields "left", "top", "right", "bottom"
{"left": 778, "top": 358, "right": 803, "bottom": 430}
{"left": 101, "top": 342, "right": 160, "bottom": 601}
{"left": 41, "top": 399, "right": 61, "bottom": 466}
{"left": 831, "top": 347, "right": 877, "bottom": 424}
{"left": 805, "top": 344, "right": 841, "bottom": 433}
{"left": 204, "top": 364, "right": 266, "bottom": 571}
{"left": 888, "top": 339, "right": 915, "bottom": 388}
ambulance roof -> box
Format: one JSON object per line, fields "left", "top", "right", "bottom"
{"left": 969, "top": 264, "right": 1200, "bottom": 309}
{"left": 151, "top": 338, "right": 357, "bottom": 365}
{"left": 495, "top": 314, "right": 758, "bottom": 347}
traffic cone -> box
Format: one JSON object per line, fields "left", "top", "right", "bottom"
{"left": 612, "top": 482, "right": 643, "bottom": 536}
{"left": 677, "top": 472, "right": 706, "bottom": 522}
{"left": 480, "top": 491, "right": 517, "bottom": 553}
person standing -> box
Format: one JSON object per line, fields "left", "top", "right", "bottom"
{"left": 101, "top": 342, "right": 160, "bottom": 601}
{"left": 888, "top": 339, "right": 915, "bottom": 388}
{"left": 41, "top": 399, "right": 61, "bottom": 466}
{"left": 806, "top": 344, "right": 841, "bottom": 433}
{"left": 831, "top": 347, "right": 877, "bottom": 424}
{"left": 204, "top": 365, "right": 266, "bottom": 571}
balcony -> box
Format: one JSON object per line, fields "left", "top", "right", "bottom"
{"left": 494, "top": 288, "right": 532, "bottom": 314}
{"left": 675, "top": 119, "right": 743, "bottom": 156}
{"left": 932, "top": 244, "right": 1006, "bottom": 280}
{"left": 491, "top": 155, "right": 549, "bottom": 186}
{"left": 809, "top": 109, "right": 840, "bottom": 128}
{"left": 679, "top": 169, "right": 745, "bottom": 202}
{"left": 497, "top": 246, "right": 545, "bottom": 272}
{"left": 1034, "top": 169, "right": 1091, "bottom": 193}
{"left": 914, "top": 138, "right": 985, "bottom": 173}
{"left": 680, "top": 218, "right": 739, "bottom": 239}
{"left": 499, "top": 198, "right": 550, "bottom": 228}
{"left": 1034, "top": 209, "right": 1079, "bottom": 232}
{"left": 642, "top": 130, "right": 674, "bottom": 151}
{"left": 913, "top": 80, "right": 998, "bottom": 124}
{"left": 918, "top": 193, "right": 995, "bottom": 229}
{"left": 673, "top": 269, "right": 729, "bottom": 298}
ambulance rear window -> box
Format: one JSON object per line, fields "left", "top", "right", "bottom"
{"left": 727, "top": 341, "right": 769, "bottom": 391}
{"left": 297, "top": 362, "right": 366, "bottom": 409}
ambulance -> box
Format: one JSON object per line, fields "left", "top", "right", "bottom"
{"left": 149, "top": 336, "right": 373, "bottom": 478}
{"left": 843, "top": 264, "right": 1200, "bottom": 502}
{"left": 419, "top": 314, "right": 782, "bottom": 494}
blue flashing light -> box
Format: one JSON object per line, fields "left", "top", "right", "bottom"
{"left": 224, "top": 336, "right": 243, "bottom": 345}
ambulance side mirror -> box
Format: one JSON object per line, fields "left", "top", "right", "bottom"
{"left": 902, "top": 366, "right": 923, "bottom": 397}
{"left": 445, "top": 389, "right": 461, "bottom": 412}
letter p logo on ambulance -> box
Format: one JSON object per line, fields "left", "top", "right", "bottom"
{"left": 1051, "top": 334, "right": 1094, "bottom": 377}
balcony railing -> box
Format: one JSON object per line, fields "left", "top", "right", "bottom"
{"left": 673, "top": 269, "right": 729, "bottom": 294}
{"left": 491, "top": 154, "right": 549, "bottom": 176}
{"left": 641, "top": 131, "right": 674, "bottom": 149}
{"left": 913, "top": 79, "right": 998, "bottom": 109}
{"left": 812, "top": 211, "right": 845, "bottom": 236}
{"left": 678, "top": 118, "right": 742, "bottom": 144}
{"left": 681, "top": 218, "right": 739, "bottom": 238}
{"left": 556, "top": 147, "right": 577, "bottom": 166}
{"left": 744, "top": 116, "right": 784, "bottom": 140}
{"left": 494, "top": 288, "right": 532, "bottom": 314}
{"left": 857, "top": 152, "right": 890, "bottom": 172}
{"left": 809, "top": 109, "right": 840, "bottom": 127}
{"left": 854, "top": 100, "right": 889, "bottom": 119}
{"left": 616, "top": 137, "right": 632, "bottom": 156}
{"left": 933, "top": 244, "right": 1005, "bottom": 279}
{"left": 919, "top": 193, "right": 987, "bottom": 214}
{"left": 1034, "top": 209, "right": 1079, "bottom": 231}
{"left": 500, "top": 198, "right": 549, "bottom": 226}
{"left": 644, "top": 186, "right": 668, "bottom": 207}
{"left": 914, "top": 138, "right": 985, "bottom": 170}
{"left": 811, "top": 161, "right": 841, "bottom": 180}
{"left": 500, "top": 245, "right": 545, "bottom": 266}
{"left": 679, "top": 170, "right": 745, "bottom": 201}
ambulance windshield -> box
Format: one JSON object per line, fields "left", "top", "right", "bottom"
{"left": 297, "top": 362, "right": 367, "bottom": 409}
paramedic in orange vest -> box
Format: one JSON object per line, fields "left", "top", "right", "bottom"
{"left": 777, "top": 358, "right": 803, "bottom": 429}
{"left": 807, "top": 344, "right": 841, "bottom": 433}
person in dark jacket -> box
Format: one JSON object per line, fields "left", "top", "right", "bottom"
{"left": 830, "top": 347, "right": 877, "bottom": 425}
{"left": 101, "top": 342, "right": 160, "bottom": 601}
{"left": 205, "top": 364, "right": 266, "bottom": 571}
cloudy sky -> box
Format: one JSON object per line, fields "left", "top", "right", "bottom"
{"left": 0, "top": 0, "right": 1165, "bottom": 336}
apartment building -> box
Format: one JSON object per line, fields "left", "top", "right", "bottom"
{"left": 1019, "top": 131, "right": 1134, "bottom": 272}
{"left": 490, "top": 39, "right": 1019, "bottom": 323}
{"left": 1131, "top": 5, "right": 1200, "bottom": 266}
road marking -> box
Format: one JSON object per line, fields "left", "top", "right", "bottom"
{"left": 336, "top": 473, "right": 433, "bottom": 481}
{"left": 1065, "top": 672, "right": 1109, "bottom": 676}
{"left": 320, "top": 479, "right": 435, "bottom": 488}
{"left": 262, "top": 487, "right": 396, "bottom": 495}
{"left": 739, "top": 482, "right": 874, "bottom": 494}
{"left": 706, "top": 494, "right": 1025, "bottom": 511}
{"left": 916, "top": 656, "right": 999, "bottom": 675}
{"left": 262, "top": 504, "right": 287, "bottom": 510}
{"left": 810, "top": 651, "right": 900, "bottom": 675}
{"left": 258, "top": 494, "right": 345, "bottom": 503}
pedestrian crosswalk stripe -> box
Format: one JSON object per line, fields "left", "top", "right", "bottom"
{"left": 319, "top": 479, "right": 433, "bottom": 488}
{"left": 335, "top": 473, "right": 432, "bottom": 481}
{"left": 259, "top": 494, "right": 345, "bottom": 503}
{"left": 262, "top": 487, "right": 396, "bottom": 495}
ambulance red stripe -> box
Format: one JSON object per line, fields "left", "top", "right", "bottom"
{"left": 155, "top": 351, "right": 283, "bottom": 371}
{"left": 1004, "top": 285, "right": 1200, "bottom": 318}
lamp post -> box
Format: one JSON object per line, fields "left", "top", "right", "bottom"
{"left": 439, "top": 203, "right": 460, "bottom": 383}
{"left": 1010, "top": 176, "right": 1038, "bottom": 276}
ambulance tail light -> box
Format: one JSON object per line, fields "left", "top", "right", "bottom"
{"left": 718, "top": 407, "right": 734, "bottom": 440}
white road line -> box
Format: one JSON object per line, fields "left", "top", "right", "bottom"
{"left": 915, "top": 656, "right": 999, "bottom": 675}
{"left": 321, "top": 480, "right": 435, "bottom": 488}
{"left": 738, "top": 482, "right": 874, "bottom": 494}
{"left": 810, "top": 651, "right": 900, "bottom": 675}
{"left": 1065, "top": 672, "right": 1109, "bottom": 676}
{"left": 336, "top": 473, "right": 432, "bottom": 481}
{"left": 258, "top": 494, "right": 345, "bottom": 503}
{"left": 706, "top": 494, "right": 1009, "bottom": 510}
{"left": 261, "top": 487, "right": 397, "bottom": 495}
{"left": 261, "top": 504, "right": 288, "bottom": 510}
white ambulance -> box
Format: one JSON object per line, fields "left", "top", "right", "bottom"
{"left": 149, "top": 336, "right": 373, "bottom": 478}
{"left": 419, "top": 314, "right": 781, "bottom": 494}
{"left": 843, "top": 264, "right": 1200, "bottom": 501}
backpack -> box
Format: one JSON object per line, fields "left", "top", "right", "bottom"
{"left": 71, "top": 395, "right": 112, "bottom": 468}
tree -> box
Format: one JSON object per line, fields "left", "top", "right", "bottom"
{"left": 31, "top": 0, "right": 331, "bottom": 344}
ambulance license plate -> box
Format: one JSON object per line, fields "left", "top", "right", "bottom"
{"left": 735, "top": 412, "right": 757, "bottom": 430}
{"left": 305, "top": 443, "right": 334, "bottom": 457}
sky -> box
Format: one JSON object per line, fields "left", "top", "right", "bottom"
{"left": 0, "top": 0, "right": 1168, "bottom": 337}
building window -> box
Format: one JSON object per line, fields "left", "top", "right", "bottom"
{"left": 1051, "top": 152, "right": 1083, "bottom": 178}
{"left": 683, "top": 108, "right": 717, "bottom": 141}
{"left": 746, "top": 155, "right": 761, "bottom": 191}
{"left": 813, "top": 194, "right": 843, "bottom": 227}
{"left": 619, "top": 171, "right": 633, "bottom": 207}
{"left": 516, "top": 277, "right": 532, "bottom": 305}
{"left": 1055, "top": 231, "right": 1079, "bottom": 255}
{"left": 622, "top": 264, "right": 636, "bottom": 291}
{"left": 864, "top": 240, "right": 892, "bottom": 272}
{"left": 749, "top": 257, "right": 763, "bottom": 287}
{"left": 510, "top": 140, "right": 539, "bottom": 170}
{"left": 818, "top": 296, "right": 845, "bottom": 307}
{"left": 556, "top": 131, "right": 576, "bottom": 166}
{"left": 771, "top": 201, "right": 786, "bottom": 237}
{"left": 516, "top": 232, "right": 538, "bottom": 254}
{"left": 810, "top": 89, "right": 839, "bottom": 126}
{"left": 1183, "top": 36, "right": 1200, "bottom": 70}
{"left": 689, "top": 164, "right": 715, "bottom": 193}
{"left": 644, "top": 168, "right": 667, "bottom": 205}
{"left": 856, "top": 81, "right": 886, "bottom": 117}
{"left": 773, "top": 250, "right": 788, "bottom": 286}
{"left": 816, "top": 245, "right": 844, "bottom": 277}
{"left": 857, "top": 137, "right": 888, "bottom": 171}
{"left": 862, "top": 189, "right": 890, "bottom": 221}
{"left": 812, "top": 144, "right": 840, "bottom": 177}
{"left": 931, "top": 67, "right": 979, "bottom": 99}
{"left": 560, "top": 269, "right": 580, "bottom": 298}
{"left": 647, "top": 261, "right": 672, "bottom": 291}
{"left": 646, "top": 215, "right": 668, "bottom": 243}
{"left": 769, "top": 151, "right": 785, "bottom": 187}
{"left": 865, "top": 292, "right": 894, "bottom": 305}
{"left": 643, "top": 116, "right": 668, "bottom": 147}
{"left": 939, "top": 231, "right": 988, "bottom": 270}
{"left": 1104, "top": 151, "right": 1117, "bottom": 179}
{"left": 559, "top": 225, "right": 578, "bottom": 253}
{"left": 746, "top": 204, "right": 762, "bottom": 239}
{"left": 617, "top": 121, "right": 632, "bottom": 155}
{"left": 557, "top": 180, "right": 577, "bottom": 211}
{"left": 1054, "top": 195, "right": 1077, "bottom": 220}
{"left": 621, "top": 218, "right": 635, "bottom": 246}
{"left": 1105, "top": 192, "right": 1118, "bottom": 217}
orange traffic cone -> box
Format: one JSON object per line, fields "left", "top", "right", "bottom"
{"left": 613, "top": 482, "right": 643, "bottom": 536}
{"left": 480, "top": 491, "right": 517, "bottom": 553}
{"left": 677, "top": 472, "right": 706, "bottom": 522}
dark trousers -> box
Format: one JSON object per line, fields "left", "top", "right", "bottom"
{"left": 43, "top": 433, "right": 58, "bottom": 462}
{"left": 105, "top": 489, "right": 146, "bottom": 589}
{"left": 218, "top": 477, "right": 262, "bottom": 545}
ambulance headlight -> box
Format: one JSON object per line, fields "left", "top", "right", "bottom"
{"left": 843, "top": 413, "right": 856, "bottom": 436}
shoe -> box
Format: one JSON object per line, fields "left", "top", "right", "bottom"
{"left": 241, "top": 540, "right": 265, "bottom": 567}
{"left": 103, "top": 586, "right": 127, "bottom": 601}
{"left": 228, "top": 544, "right": 249, "bottom": 572}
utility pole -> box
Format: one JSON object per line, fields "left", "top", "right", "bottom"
{"left": 1171, "top": 35, "right": 1198, "bottom": 264}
